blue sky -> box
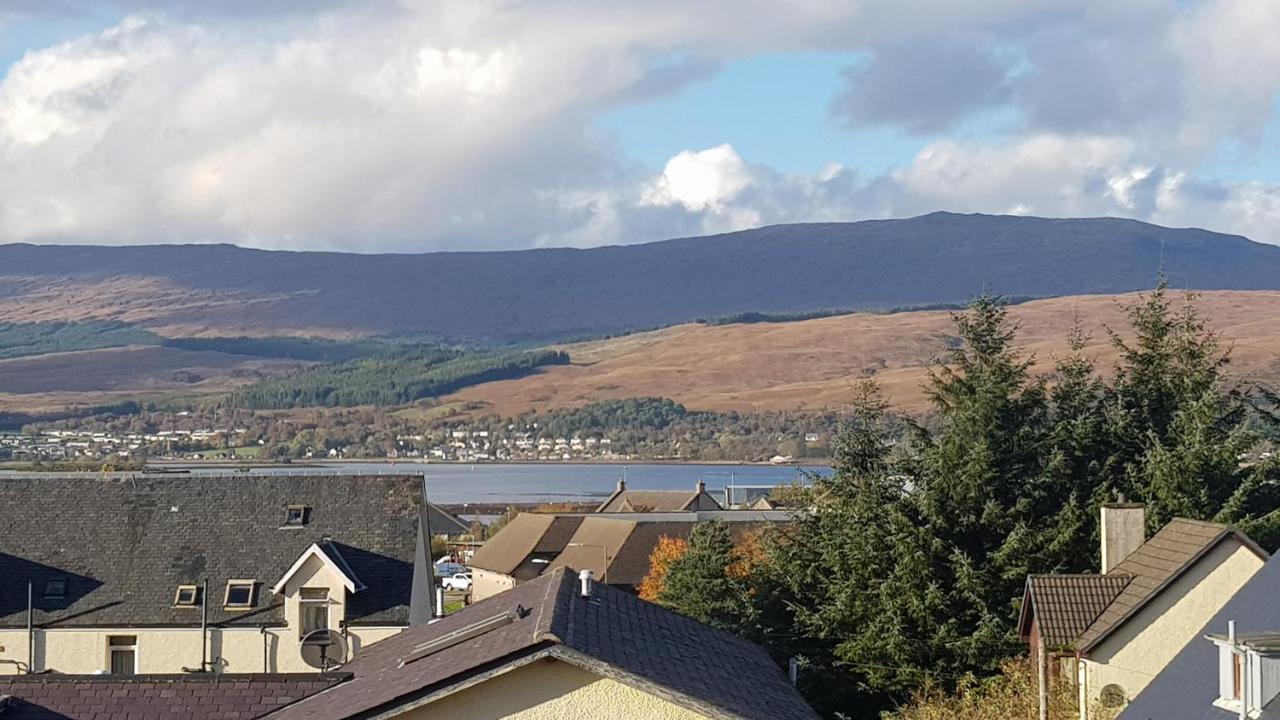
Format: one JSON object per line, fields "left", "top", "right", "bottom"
{"left": 2, "top": 0, "right": 1280, "bottom": 251}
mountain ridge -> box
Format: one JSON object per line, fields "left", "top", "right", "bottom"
{"left": 3, "top": 212, "right": 1279, "bottom": 342}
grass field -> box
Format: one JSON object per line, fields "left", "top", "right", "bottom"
{"left": 444, "top": 290, "right": 1280, "bottom": 416}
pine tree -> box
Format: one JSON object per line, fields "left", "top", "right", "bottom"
{"left": 657, "top": 521, "right": 754, "bottom": 632}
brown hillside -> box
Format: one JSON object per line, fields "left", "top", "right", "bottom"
{"left": 446, "top": 291, "right": 1280, "bottom": 416}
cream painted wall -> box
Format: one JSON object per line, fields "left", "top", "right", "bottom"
{"left": 1082, "top": 541, "right": 1265, "bottom": 717}
{"left": 0, "top": 625, "right": 403, "bottom": 675}
{"left": 472, "top": 568, "right": 516, "bottom": 602}
{"left": 394, "top": 658, "right": 711, "bottom": 720}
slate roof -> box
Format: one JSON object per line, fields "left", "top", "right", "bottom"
{"left": 264, "top": 568, "right": 818, "bottom": 720}
{"left": 0, "top": 473, "right": 424, "bottom": 627}
{"left": 0, "top": 674, "right": 346, "bottom": 720}
{"left": 1019, "top": 574, "right": 1130, "bottom": 649}
{"left": 1078, "top": 518, "right": 1266, "bottom": 652}
{"left": 424, "top": 502, "right": 470, "bottom": 537}
{"left": 1119, "top": 552, "right": 1280, "bottom": 720}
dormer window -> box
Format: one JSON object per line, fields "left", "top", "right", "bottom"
{"left": 44, "top": 579, "right": 66, "bottom": 599}
{"left": 284, "top": 505, "right": 310, "bottom": 527}
{"left": 1208, "top": 625, "right": 1280, "bottom": 716}
{"left": 224, "top": 580, "right": 256, "bottom": 609}
{"left": 174, "top": 584, "right": 199, "bottom": 607}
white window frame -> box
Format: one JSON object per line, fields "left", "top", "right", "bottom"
{"left": 107, "top": 635, "right": 138, "bottom": 676}
{"left": 284, "top": 505, "right": 310, "bottom": 527}
{"left": 224, "top": 579, "right": 256, "bottom": 609}
{"left": 299, "top": 587, "right": 331, "bottom": 637}
{"left": 173, "top": 584, "right": 199, "bottom": 607}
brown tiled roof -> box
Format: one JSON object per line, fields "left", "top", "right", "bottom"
{"left": 546, "top": 517, "right": 638, "bottom": 581}
{"left": 1077, "top": 518, "right": 1267, "bottom": 653}
{"left": 265, "top": 568, "right": 818, "bottom": 720}
{"left": 596, "top": 490, "right": 722, "bottom": 513}
{"left": 1021, "top": 574, "right": 1130, "bottom": 649}
{"left": 0, "top": 674, "right": 346, "bottom": 720}
{"left": 468, "top": 513, "right": 557, "bottom": 575}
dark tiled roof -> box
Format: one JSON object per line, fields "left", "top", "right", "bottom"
{"left": 265, "top": 568, "right": 817, "bottom": 720}
{"left": 0, "top": 473, "right": 423, "bottom": 627}
{"left": 0, "top": 674, "right": 346, "bottom": 720}
{"left": 1021, "top": 574, "right": 1131, "bottom": 649}
{"left": 1120, "top": 552, "right": 1280, "bottom": 720}
{"left": 425, "top": 502, "right": 470, "bottom": 537}
{"left": 1078, "top": 518, "right": 1266, "bottom": 652}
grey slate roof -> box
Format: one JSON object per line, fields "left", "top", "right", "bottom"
{"left": 0, "top": 473, "right": 424, "bottom": 628}
{"left": 1120, "top": 552, "right": 1280, "bottom": 720}
{"left": 265, "top": 567, "right": 818, "bottom": 720}
{"left": 0, "top": 674, "right": 346, "bottom": 720}
{"left": 424, "top": 502, "right": 470, "bottom": 537}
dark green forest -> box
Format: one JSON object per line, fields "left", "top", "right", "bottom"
{"left": 227, "top": 349, "right": 570, "bottom": 408}
{"left": 0, "top": 321, "right": 158, "bottom": 359}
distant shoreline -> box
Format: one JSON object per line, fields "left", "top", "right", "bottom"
{"left": 146, "top": 458, "right": 832, "bottom": 469}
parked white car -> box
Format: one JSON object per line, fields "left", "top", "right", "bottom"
{"left": 441, "top": 572, "right": 472, "bottom": 591}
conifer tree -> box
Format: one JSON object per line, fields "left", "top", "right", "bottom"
{"left": 657, "top": 520, "right": 754, "bottom": 632}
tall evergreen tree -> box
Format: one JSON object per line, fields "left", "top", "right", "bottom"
{"left": 657, "top": 520, "right": 754, "bottom": 632}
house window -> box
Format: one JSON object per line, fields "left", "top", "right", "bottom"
{"left": 1233, "top": 653, "right": 1243, "bottom": 700}
{"left": 300, "top": 587, "right": 330, "bottom": 636}
{"left": 173, "top": 585, "right": 199, "bottom": 607}
{"left": 107, "top": 636, "right": 137, "bottom": 675}
{"left": 44, "top": 579, "right": 66, "bottom": 599}
{"left": 284, "top": 505, "right": 310, "bottom": 527}
{"left": 224, "top": 580, "right": 256, "bottom": 609}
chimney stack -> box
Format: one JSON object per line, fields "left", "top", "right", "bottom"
{"left": 1101, "top": 502, "right": 1146, "bottom": 573}
{"left": 617, "top": 477, "right": 626, "bottom": 492}
{"left": 579, "top": 569, "right": 594, "bottom": 598}
{"left": 695, "top": 479, "right": 705, "bottom": 494}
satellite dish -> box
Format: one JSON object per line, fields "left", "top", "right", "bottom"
{"left": 300, "top": 629, "right": 348, "bottom": 671}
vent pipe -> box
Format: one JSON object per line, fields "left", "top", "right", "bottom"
{"left": 579, "top": 569, "right": 594, "bottom": 598}
{"left": 435, "top": 587, "right": 445, "bottom": 618}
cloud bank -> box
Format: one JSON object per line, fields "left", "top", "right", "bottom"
{"left": 1, "top": 0, "right": 1280, "bottom": 251}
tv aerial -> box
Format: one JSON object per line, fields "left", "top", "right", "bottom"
{"left": 299, "top": 628, "right": 349, "bottom": 672}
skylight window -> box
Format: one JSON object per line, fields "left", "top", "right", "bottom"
{"left": 44, "top": 579, "right": 66, "bottom": 599}
{"left": 284, "top": 505, "right": 310, "bottom": 527}
{"left": 174, "top": 585, "right": 199, "bottom": 607}
{"left": 224, "top": 580, "right": 256, "bottom": 609}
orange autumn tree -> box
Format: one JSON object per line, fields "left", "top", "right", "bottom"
{"left": 638, "top": 535, "right": 689, "bottom": 601}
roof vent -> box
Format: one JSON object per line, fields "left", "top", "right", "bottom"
{"left": 580, "top": 569, "right": 594, "bottom": 598}
{"left": 399, "top": 605, "right": 526, "bottom": 667}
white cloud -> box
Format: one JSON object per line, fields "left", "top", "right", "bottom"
{"left": 1, "top": 0, "right": 1280, "bottom": 251}
{"left": 642, "top": 144, "right": 753, "bottom": 212}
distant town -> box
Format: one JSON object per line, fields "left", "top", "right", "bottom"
{"left": 0, "top": 423, "right": 826, "bottom": 464}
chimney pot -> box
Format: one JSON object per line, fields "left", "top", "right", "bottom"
{"left": 1100, "top": 503, "right": 1146, "bottom": 573}
{"left": 579, "top": 569, "right": 594, "bottom": 598}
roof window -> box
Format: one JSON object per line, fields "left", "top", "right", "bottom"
{"left": 284, "top": 505, "right": 311, "bottom": 527}
{"left": 173, "top": 584, "right": 199, "bottom": 607}
{"left": 44, "top": 579, "right": 66, "bottom": 599}
{"left": 224, "top": 580, "right": 256, "bottom": 609}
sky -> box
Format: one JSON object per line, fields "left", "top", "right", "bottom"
{"left": 2, "top": 0, "right": 1280, "bottom": 252}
